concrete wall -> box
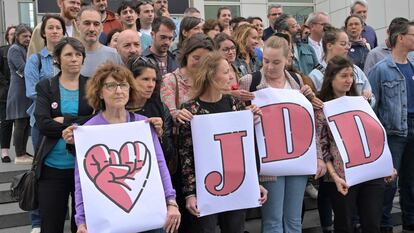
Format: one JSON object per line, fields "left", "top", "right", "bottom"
{"left": 315, "top": 0, "right": 414, "bottom": 44}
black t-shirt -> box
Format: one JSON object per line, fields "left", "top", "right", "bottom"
{"left": 196, "top": 95, "right": 234, "bottom": 114}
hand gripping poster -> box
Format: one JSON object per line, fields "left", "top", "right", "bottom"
{"left": 191, "top": 110, "right": 261, "bottom": 217}
{"left": 74, "top": 121, "right": 166, "bottom": 233}
{"left": 323, "top": 96, "right": 394, "bottom": 186}
{"left": 252, "top": 87, "right": 317, "bottom": 176}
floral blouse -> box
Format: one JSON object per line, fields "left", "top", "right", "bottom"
{"left": 315, "top": 109, "right": 345, "bottom": 182}
{"left": 178, "top": 95, "right": 245, "bottom": 197}
{"left": 161, "top": 68, "right": 192, "bottom": 120}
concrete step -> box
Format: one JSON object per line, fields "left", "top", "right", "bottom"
{"left": 0, "top": 163, "right": 31, "bottom": 184}
{"left": 0, "top": 183, "right": 14, "bottom": 204}
{"left": 0, "top": 202, "right": 30, "bottom": 229}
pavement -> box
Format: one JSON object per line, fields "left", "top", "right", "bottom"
{"left": 0, "top": 136, "right": 408, "bottom": 233}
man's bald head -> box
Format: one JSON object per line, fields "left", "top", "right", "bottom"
{"left": 116, "top": 30, "right": 142, "bottom": 64}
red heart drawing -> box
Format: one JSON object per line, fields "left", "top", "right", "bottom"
{"left": 83, "top": 141, "right": 151, "bottom": 213}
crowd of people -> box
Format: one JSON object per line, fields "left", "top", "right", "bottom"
{"left": 0, "top": 0, "right": 413, "bottom": 233}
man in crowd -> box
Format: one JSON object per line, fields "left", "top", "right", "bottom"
{"left": 217, "top": 7, "right": 232, "bottom": 35}
{"left": 368, "top": 20, "right": 414, "bottom": 233}
{"left": 364, "top": 17, "right": 414, "bottom": 74}
{"left": 117, "top": 1, "right": 152, "bottom": 51}
{"left": 263, "top": 4, "right": 283, "bottom": 41}
{"left": 91, "top": 0, "right": 122, "bottom": 44}
{"left": 305, "top": 12, "right": 329, "bottom": 63}
{"left": 77, "top": 7, "right": 122, "bottom": 77}
{"left": 28, "top": 0, "right": 81, "bottom": 57}
{"left": 274, "top": 14, "right": 318, "bottom": 75}
{"left": 116, "top": 29, "right": 141, "bottom": 65}
{"left": 184, "top": 7, "right": 201, "bottom": 18}
{"left": 152, "top": 0, "right": 180, "bottom": 41}
{"left": 350, "top": 0, "right": 377, "bottom": 49}
{"left": 141, "top": 16, "right": 177, "bottom": 77}
{"left": 137, "top": 1, "right": 155, "bottom": 37}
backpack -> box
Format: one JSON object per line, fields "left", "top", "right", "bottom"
{"left": 249, "top": 70, "right": 301, "bottom": 92}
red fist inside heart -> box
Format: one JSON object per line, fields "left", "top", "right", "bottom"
{"left": 83, "top": 141, "right": 151, "bottom": 213}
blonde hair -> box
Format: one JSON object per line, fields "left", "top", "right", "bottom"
{"left": 191, "top": 51, "right": 227, "bottom": 99}
{"left": 264, "top": 35, "right": 289, "bottom": 58}
{"left": 86, "top": 62, "right": 140, "bottom": 110}
{"left": 232, "top": 24, "right": 257, "bottom": 59}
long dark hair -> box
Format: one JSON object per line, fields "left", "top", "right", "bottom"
{"left": 318, "top": 56, "right": 358, "bottom": 101}
{"left": 127, "top": 56, "right": 162, "bottom": 96}
{"left": 178, "top": 16, "right": 203, "bottom": 49}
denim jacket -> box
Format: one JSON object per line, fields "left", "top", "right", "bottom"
{"left": 368, "top": 56, "right": 410, "bottom": 137}
{"left": 24, "top": 47, "right": 59, "bottom": 126}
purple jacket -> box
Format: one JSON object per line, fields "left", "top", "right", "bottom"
{"left": 74, "top": 111, "right": 176, "bottom": 226}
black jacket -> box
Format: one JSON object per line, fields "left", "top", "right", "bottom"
{"left": 0, "top": 45, "right": 11, "bottom": 103}
{"left": 34, "top": 74, "right": 94, "bottom": 177}
{"left": 141, "top": 47, "right": 178, "bottom": 76}
{"left": 129, "top": 94, "right": 174, "bottom": 163}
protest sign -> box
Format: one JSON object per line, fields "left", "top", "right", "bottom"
{"left": 252, "top": 88, "right": 317, "bottom": 176}
{"left": 323, "top": 96, "right": 394, "bottom": 186}
{"left": 74, "top": 121, "right": 166, "bottom": 233}
{"left": 191, "top": 110, "right": 261, "bottom": 217}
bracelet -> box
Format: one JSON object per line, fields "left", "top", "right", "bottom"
{"left": 167, "top": 201, "right": 179, "bottom": 208}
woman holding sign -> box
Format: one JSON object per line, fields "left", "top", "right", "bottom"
{"left": 316, "top": 56, "right": 393, "bottom": 233}
{"left": 179, "top": 51, "right": 267, "bottom": 232}
{"left": 63, "top": 63, "right": 181, "bottom": 233}
{"left": 238, "top": 36, "right": 326, "bottom": 233}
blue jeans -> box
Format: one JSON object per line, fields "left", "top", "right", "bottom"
{"left": 31, "top": 126, "right": 40, "bottom": 153}
{"left": 30, "top": 126, "right": 41, "bottom": 228}
{"left": 260, "top": 175, "right": 308, "bottom": 233}
{"left": 382, "top": 117, "right": 414, "bottom": 227}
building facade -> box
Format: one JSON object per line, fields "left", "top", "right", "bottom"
{"left": 0, "top": 0, "right": 413, "bottom": 45}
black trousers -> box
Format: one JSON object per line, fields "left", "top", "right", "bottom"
{"left": 38, "top": 165, "right": 77, "bottom": 233}
{"left": 196, "top": 209, "right": 246, "bottom": 233}
{"left": 13, "top": 117, "right": 30, "bottom": 156}
{"left": 328, "top": 178, "right": 385, "bottom": 233}
{"left": 0, "top": 102, "right": 12, "bottom": 149}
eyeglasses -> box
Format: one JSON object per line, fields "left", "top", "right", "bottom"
{"left": 270, "top": 13, "right": 282, "bottom": 17}
{"left": 103, "top": 82, "right": 130, "bottom": 92}
{"left": 221, "top": 46, "right": 236, "bottom": 53}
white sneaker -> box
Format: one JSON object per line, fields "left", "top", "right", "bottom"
{"left": 305, "top": 183, "right": 318, "bottom": 199}
{"left": 14, "top": 156, "right": 33, "bottom": 165}
{"left": 30, "top": 227, "right": 41, "bottom": 233}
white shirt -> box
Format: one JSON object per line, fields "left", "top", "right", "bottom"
{"left": 308, "top": 37, "right": 323, "bottom": 63}
{"left": 66, "top": 25, "right": 73, "bottom": 37}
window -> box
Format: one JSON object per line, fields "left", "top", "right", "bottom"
{"left": 282, "top": 6, "right": 314, "bottom": 24}
{"left": 204, "top": 5, "right": 240, "bottom": 20}
{"left": 19, "top": 1, "right": 35, "bottom": 28}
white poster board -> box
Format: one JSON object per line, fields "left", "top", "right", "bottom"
{"left": 74, "top": 121, "right": 167, "bottom": 233}
{"left": 191, "top": 110, "right": 261, "bottom": 217}
{"left": 252, "top": 87, "right": 317, "bottom": 176}
{"left": 323, "top": 96, "right": 394, "bottom": 186}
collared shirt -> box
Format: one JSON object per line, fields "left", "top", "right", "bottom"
{"left": 362, "top": 24, "right": 378, "bottom": 49}
{"left": 308, "top": 36, "right": 323, "bottom": 63}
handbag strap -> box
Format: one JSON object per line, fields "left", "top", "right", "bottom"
{"left": 172, "top": 72, "right": 180, "bottom": 110}
{"left": 129, "top": 111, "right": 135, "bottom": 122}
{"left": 31, "top": 136, "right": 46, "bottom": 171}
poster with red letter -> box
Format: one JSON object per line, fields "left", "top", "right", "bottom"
{"left": 252, "top": 88, "right": 317, "bottom": 176}
{"left": 323, "top": 96, "right": 394, "bottom": 186}
{"left": 191, "top": 110, "right": 261, "bottom": 217}
{"left": 74, "top": 121, "right": 167, "bottom": 233}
